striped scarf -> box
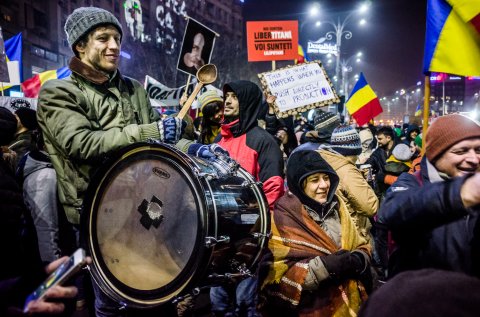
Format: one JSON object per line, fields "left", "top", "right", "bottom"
{"left": 260, "top": 192, "right": 370, "bottom": 317}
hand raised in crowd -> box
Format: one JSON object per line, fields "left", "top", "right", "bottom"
{"left": 266, "top": 94, "right": 277, "bottom": 106}
{"left": 461, "top": 172, "right": 480, "bottom": 208}
{"left": 179, "top": 94, "right": 188, "bottom": 107}
{"left": 158, "top": 117, "right": 186, "bottom": 144}
{"left": 24, "top": 256, "right": 92, "bottom": 315}
{"left": 266, "top": 94, "right": 277, "bottom": 115}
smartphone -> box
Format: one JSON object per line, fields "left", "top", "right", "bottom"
{"left": 24, "top": 248, "right": 87, "bottom": 312}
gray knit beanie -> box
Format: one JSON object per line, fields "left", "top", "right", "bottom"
{"left": 65, "top": 7, "right": 123, "bottom": 50}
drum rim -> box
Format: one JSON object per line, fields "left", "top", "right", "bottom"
{"left": 82, "top": 143, "right": 213, "bottom": 307}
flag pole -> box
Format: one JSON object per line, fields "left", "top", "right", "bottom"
{"left": 272, "top": 61, "right": 276, "bottom": 70}
{"left": 1, "top": 82, "right": 4, "bottom": 97}
{"left": 421, "top": 75, "right": 431, "bottom": 155}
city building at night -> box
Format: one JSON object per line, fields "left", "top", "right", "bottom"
{"left": 0, "top": 0, "right": 246, "bottom": 92}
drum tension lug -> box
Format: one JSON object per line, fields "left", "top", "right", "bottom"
{"left": 251, "top": 232, "right": 271, "bottom": 239}
{"left": 205, "top": 235, "right": 230, "bottom": 248}
{"left": 197, "top": 172, "right": 218, "bottom": 180}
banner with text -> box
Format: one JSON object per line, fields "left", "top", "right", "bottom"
{"left": 145, "top": 75, "right": 221, "bottom": 108}
{"left": 246, "top": 20, "right": 298, "bottom": 62}
{"left": 0, "top": 96, "right": 38, "bottom": 112}
{"left": 258, "top": 61, "right": 339, "bottom": 118}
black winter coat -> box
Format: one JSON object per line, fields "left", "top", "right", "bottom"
{"left": 0, "top": 156, "right": 45, "bottom": 316}
{"left": 377, "top": 157, "right": 480, "bottom": 278}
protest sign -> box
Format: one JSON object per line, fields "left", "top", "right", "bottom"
{"left": 177, "top": 18, "right": 217, "bottom": 76}
{"left": 258, "top": 60, "right": 339, "bottom": 118}
{"left": 246, "top": 21, "right": 298, "bottom": 62}
{"left": 0, "top": 96, "right": 38, "bottom": 112}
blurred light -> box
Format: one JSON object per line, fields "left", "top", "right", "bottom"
{"left": 309, "top": 3, "right": 320, "bottom": 16}
{"left": 416, "top": 81, "right": 422, "bottom": 86}
{"left": 359, "top": 19, "right": 367, "bottom": 26}
{"left": 327, "top": 59, "right": 332, "bottom": 63}
{"left": 315, "top": 21, "right": 321, "bottom": 27}
{"left": 357, "top": 52, "right": 362, "bottom": 57}
{"left": 356, "top": 58, "right": 361, "bottom": 63}
{"left": 10, "top": 91, "right": 24, "bottom": 97}
{"left": 120, "top": 50, "right": 131, "bottom": 59}
{"left": 416, "top": 88, "right": 421, "bottom": 92}
{"left": 359, "top": 3, "right": 369, "bottom": 13}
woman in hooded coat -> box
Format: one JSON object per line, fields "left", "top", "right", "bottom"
{"left": 259, "top": 150, "right": 371, "bottom": 317}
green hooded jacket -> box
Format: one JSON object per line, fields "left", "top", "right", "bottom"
{"left": 37, "top": 57, "right": 160, "bottom": 224}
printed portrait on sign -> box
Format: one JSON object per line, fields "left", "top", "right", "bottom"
{"left": 177, "top": 19, "right": 216, "bottom": 76}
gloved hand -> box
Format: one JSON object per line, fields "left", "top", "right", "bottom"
{"left": 320, "top": 249, "right": 367, "bottom": 280}
{"left": 187, "top": 143, "right": 230, "bottom": 160}
{"left": 158, "top": 117, "right": 186, "bottom": 144}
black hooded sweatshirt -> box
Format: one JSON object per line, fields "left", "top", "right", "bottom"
{"left": 287, "top": 150, "right": 340, "bottom": 214}
{"left": 216, "top": 80, "right": 284, "bottom": 208}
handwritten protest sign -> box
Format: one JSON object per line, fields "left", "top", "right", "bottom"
{"left": 258, "top": 61, "right": 339, "bottom": 118}
{"left": 246, "top": 21, "right": 298, "bottom": 62}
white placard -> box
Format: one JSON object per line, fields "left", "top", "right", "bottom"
{"left": 258, "top": 61, "right": 339, "bottom": 118}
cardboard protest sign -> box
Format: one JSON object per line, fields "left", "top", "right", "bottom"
{"left": 247, "top": 21, "right": 298, "bottom": 62}
{"left": 177, "top": 18, "right": 217, "bottom": 76}
{"left": 258, "top": 60, "right": 339, "bottom": 118}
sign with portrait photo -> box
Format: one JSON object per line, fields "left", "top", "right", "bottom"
{"left": 177, "top": 18, "right": 217, "bottom": 76}
{"left": 258, "top": 60, "right": 340, "bottom": 118}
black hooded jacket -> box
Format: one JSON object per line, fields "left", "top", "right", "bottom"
{"left": 216, "top": 80, "right": 284, "bottom": 207}
{"left": 287, "top": 150, "right": 340, "bottom": 214}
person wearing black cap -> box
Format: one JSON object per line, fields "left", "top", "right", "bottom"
{"left": 259, "top": 150, "right": 371, "bottom": 316}
{"left": 8, "top": 107, "right": 39, "bottom": 170}
{"left": 36, "top": 6, "right": 184, "bottom": 317}
{"left": 0, "top": 107, "right": 79, "bottom": 316}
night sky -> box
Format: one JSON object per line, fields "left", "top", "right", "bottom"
{"left": 242, "top": 0, "right": 427, "bottom": 97}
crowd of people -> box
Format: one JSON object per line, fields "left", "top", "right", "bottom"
{"left": 2, "top": 5, "right": 480, "bottom": 317}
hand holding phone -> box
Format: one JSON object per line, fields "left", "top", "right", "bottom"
{"left": 23, "top": 248, "right": 88, "bottom": 314}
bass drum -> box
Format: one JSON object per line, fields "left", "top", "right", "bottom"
{"left": 82, "top": 143, "right": 269, "bottom": 308}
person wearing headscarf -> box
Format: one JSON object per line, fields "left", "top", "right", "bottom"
{"left": 259, "top": 150, "right": 371, "bottom": 316}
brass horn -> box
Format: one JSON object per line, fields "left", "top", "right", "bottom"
{"left": 177, "top": 64, "right": 218, "bottom": 119}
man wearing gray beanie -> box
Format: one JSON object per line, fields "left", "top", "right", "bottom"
{"left": 36, "top": 6, "right": 184, "bottom": 317}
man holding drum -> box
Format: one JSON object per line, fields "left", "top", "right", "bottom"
{"left": 37, "top": 7, "right": 184, "bottom": 317}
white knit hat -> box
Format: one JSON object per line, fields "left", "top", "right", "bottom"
{"left": 392, "top": 143, "right": 413, "bottom": 162}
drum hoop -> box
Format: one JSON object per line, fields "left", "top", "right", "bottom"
{"left": 83, "top": 143, "right": 212, "bottom": 307}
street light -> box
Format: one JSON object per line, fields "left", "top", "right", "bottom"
{"left": 317, "top": 3, "right": 369, "bottom": 91}
{"left": 309, "top": 3, "right": 320, "bottom": 17}
{"left": 340, "top": 52, "right": 363, "bottom": 97}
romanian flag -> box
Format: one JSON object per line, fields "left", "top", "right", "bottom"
{"left": 295, "top": 44, "right": 309, "bottom": 64}
{"left": 423, "top": 0, "right": 480, "bottom": 76}
{"left": 345, "top": 72, "right": 383, "bottom": 126}
{"left": 1, "top": 32, "right": 22, "bottom": 91}
{"left": 21, "top": 67, "right": 71, "bottom": 98}
{"left": 415, "top": 104, "right": 422, "bottom": 116}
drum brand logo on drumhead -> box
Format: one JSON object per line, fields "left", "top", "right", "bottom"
{"left": 152, "top": 167, "right": 170, "bottom": 179}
